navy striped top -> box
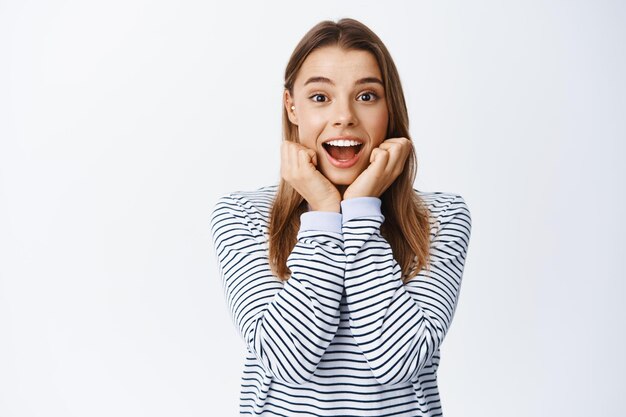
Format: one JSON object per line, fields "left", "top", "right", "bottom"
{"left": 209, "top": 184, "right": 472, "bottom": 416}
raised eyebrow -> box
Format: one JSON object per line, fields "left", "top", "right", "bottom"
{"left": 303, "top": 76, "right": 384, "bottom": 87}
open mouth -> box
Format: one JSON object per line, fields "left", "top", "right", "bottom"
{"left": 322, "top": 140, "right": 364, "bottom": 162}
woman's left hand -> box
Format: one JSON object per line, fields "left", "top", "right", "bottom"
{"left": 343, "top": 137, "right": 412, "bottom": 200}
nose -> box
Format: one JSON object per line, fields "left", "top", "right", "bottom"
{"left": 333, "top": 98, "right": 357, "bottom": 127}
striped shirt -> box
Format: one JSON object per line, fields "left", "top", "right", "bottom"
{"left": 209, "top": 184, "right": 472, "bottom": 416}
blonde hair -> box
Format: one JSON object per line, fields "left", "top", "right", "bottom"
{"left": 269, "top": 18, "right": 431, "bottom": 283}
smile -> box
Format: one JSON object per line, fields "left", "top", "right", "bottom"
{"left": 322, "top": 139, "right": 364, "bottom": 169}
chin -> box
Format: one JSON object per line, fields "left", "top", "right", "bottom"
{"left": 324, "top": 169, "right": 359, "bottom": 186}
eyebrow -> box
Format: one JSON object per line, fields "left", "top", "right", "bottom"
{"left": 303, "top": 76, "right": 384, "bottom": 87}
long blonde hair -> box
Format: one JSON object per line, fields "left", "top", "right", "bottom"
{"left": 269, "top": 18, "right": 431, "bottom": 283}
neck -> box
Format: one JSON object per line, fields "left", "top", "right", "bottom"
{"left": 336, "top": 184, "right": 347, "bottom": 198}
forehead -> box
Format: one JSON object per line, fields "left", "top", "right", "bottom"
{"left": 295, "top": 46, "right": 382, "bottom": 85}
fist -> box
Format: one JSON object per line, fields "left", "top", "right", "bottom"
{"left": 280, "top": 141, "right": 341, "bottom": 212}
{"left": 343, "top": 137, "right": 413, "bottom": 200}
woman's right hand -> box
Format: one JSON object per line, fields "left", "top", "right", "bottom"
{"left": 281, "top": 141, "right": 341, "bottom": 212}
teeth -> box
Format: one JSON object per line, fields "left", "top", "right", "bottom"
{"left": 325, "top": 139, "right": 361, "bottom": 147}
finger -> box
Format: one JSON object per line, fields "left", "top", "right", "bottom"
{"left": 378, "top": 138, "right": 404, "bottom": 149}
{"left": 380, "top": 138, "right": 410, "bottom": 154}
{"left": 374, "top": 153, "right": 391, "bottom": 181}
{"left": 383, "top": 137, "right": 409, "bottom": 145}
{"left": 380, "top": 138, "right": 410, "bottom": 163}
{"left": 369, "top": 147, "right": 380, "bottom": 164}
{"left": 307, "top": 148, "right": 318, "bottom": 167}
{"left": 378, "top": 141, "right": 394, "bottom": 150}
{"left": 388, "top": 141, "right": 412, "bottom": 177}
{"left": 370, "top": 148, "right": 382, "bottom": 163}
{"left": 378, "top": 137, "right": 409, "bottom": 149}
{"left": 298, "top": 148, "right": 315, "bottom": 170}
{"left": 290, "top": 142, "right": 301, "bottom": 171}
{"left": 284, "top": 142, "right": 300, "bottom": 179}
{"left": 370, "top": 148, "right": 390, "bottom": 171}
{"left": 280, "top": 142, "right": 290, "bottom": 177}
{"left": 281, "top": 141, "right": 288, "bottom": 161}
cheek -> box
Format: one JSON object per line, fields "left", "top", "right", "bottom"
{"left": 297, "top": 134, "right": 316, "bottom": 149}
{"left": 360, "top": 104, "right": 389, "bottom": 136}
{"left": 297, "top": 114, "right": 326, "bottom": 148}
{"left": 366, "top": 108, "right": 389, "bottom": 139}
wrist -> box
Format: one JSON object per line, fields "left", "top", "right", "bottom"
{"left": 309, "top": 201, "right": 341, "bottom": 212}
{"left": 343, "top": 190, "right": 370, "bottom": 200}
{"left": 341, "top": 196, "right": 384, "bottom": 222}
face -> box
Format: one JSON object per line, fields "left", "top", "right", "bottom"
{"left": 284, "top": 45, "right": 389, "bottom": 188}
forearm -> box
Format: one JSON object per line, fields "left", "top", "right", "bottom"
{"left": 341, "top": 197, "right": 451, "bottom": 385}
{"left": 212, "top": 196, "right": 346, "bottom": 384}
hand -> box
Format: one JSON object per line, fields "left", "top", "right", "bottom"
{"left": 343, "top": 137, "right": 413, "bottom": 200}
{"left": 280, "top": 141, "right": 341, "bottom": 212}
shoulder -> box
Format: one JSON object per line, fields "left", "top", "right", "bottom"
{"left": 214, "top": 184, "right": 278, "bottom": 212}
{"left": 413, "top": 189, "right": 472, "bottom": 234}
{"left": 209, "top": 184, "right": 278, "bottom": 236}
{"left": 414, "top": 189, "right": 470, "bottom": 216}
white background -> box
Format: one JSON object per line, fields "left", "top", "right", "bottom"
{"left": 1, "top": 1, "right": 625, "bottom": 416}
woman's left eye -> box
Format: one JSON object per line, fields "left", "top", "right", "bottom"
{"left": 358, "top": 91, "right": 378, "bottom": 102}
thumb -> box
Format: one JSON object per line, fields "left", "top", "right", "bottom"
{"left": 370, "top": 148, "right": 389, "bottom": 170}
{"left": 370, "top": 148, "right": 379, "bottom": 164}
{"left": 370, "top": 148, "right": 385, "bottom": 164}
{"left": 308, "top": 149, "right": 318, "bottom": 167}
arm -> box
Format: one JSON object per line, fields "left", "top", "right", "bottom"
{"left": 209, "top": 194, "right": 346, "bottom": 384}
{"left": 341, "top": 194, "right": 472, "bottom": 385}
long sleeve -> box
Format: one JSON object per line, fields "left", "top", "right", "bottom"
{"left": 340, "top": 194, "right": 472, "bottom": 385}
{"left": 209, "top": 194, "right": 346, "bottom": 385}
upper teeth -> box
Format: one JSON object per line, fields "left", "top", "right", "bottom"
{"left": 325, "top": 139, "right": 361, "bottom": 147}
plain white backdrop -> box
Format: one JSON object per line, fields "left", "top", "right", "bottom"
{"left": 1, "top": 1, "right": 625, "bottom": 416}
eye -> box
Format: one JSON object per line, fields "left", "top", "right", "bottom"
{"left": 358, "top": 91, "right": 379, "bottom": 102}
{"left": 308, "top": 91, "right": 380, "bottom": 103}
{"left": 309, "top": 93, "right": 328, "bottom": 103}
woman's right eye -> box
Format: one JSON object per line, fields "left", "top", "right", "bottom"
{"left": 309, "top": 93, "right": 327, "bottom": 103}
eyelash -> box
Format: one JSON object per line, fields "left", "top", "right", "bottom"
{"left": 308, "top": 91, "right": 380, "bottom": 103}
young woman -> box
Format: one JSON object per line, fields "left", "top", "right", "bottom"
{"left": 210, "top": 18, "right": 472, "bottom": 417}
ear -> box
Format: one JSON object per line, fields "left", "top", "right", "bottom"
{"left": 284, "top": 89, "right": 298, "bottom": 125}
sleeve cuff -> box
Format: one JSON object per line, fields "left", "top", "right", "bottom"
{"left": 299, "top": 211, "right": 343, "bottom": 233}
{"left": 341, "top": 197, "right": 385, "bottom": 222}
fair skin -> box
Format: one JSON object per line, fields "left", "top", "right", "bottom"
{"left": 282, "top": 45, "right": 412, "bottom": 212}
